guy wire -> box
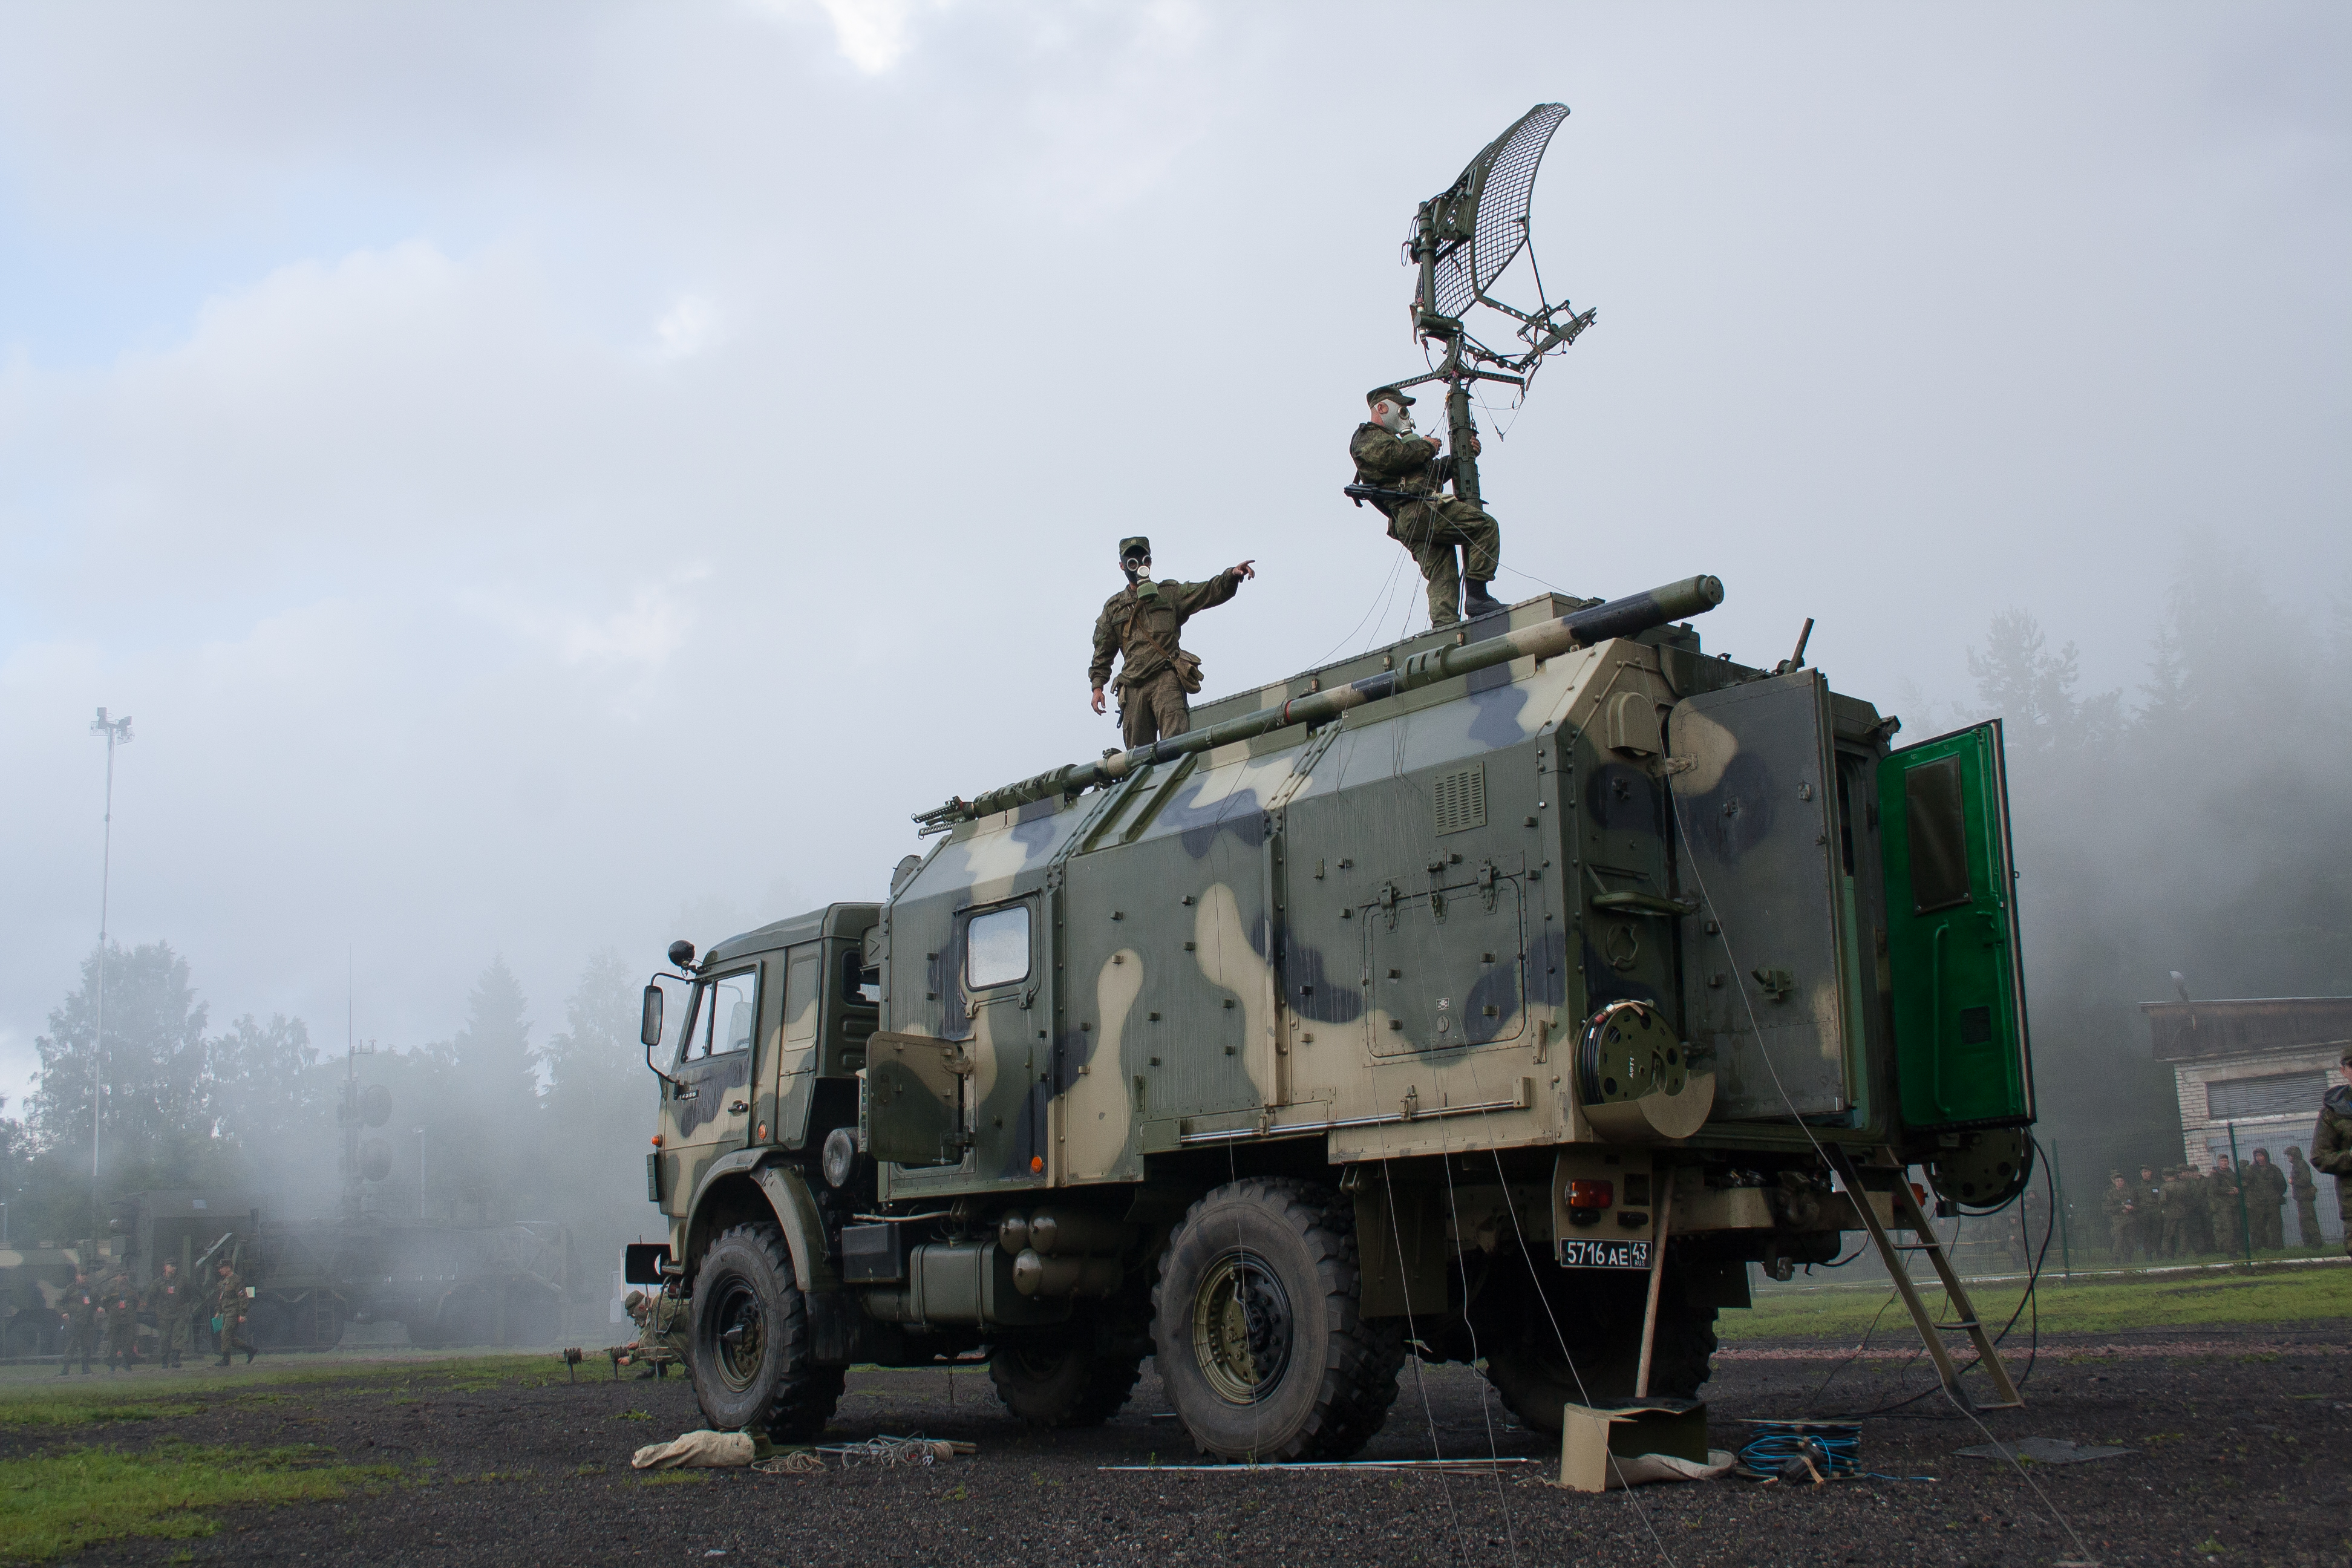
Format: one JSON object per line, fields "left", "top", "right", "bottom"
{"left": 1664, "top": 769, "right": 2089, "bottom": 1559}
{"left": 1431, "top": 1140, "right": 1523, "bottom": 1568}
{"left": 1380, "top": 1157, "right": 1474, "bottom": 1568}
{"left": 1382, "top": 754, "right": 1680, "bottom": 1567}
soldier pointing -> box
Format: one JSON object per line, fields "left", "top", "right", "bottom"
{"left": 1349, "top": 386, "right": 1503, "bottom": 627}
{"left": 1088, "top": 537, "right": 1255, "bottom": 749}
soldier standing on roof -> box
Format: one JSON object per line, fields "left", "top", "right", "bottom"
{"left": 1088, "top": 537, "right": 1255, "bottom": 750}
{"left": 1349, "top": 385, "right": 1503, "bottom": 627}
{"left": 2285, "top": 1145, "right": 2322, "bottom": 1249}
{"left": 2307, "top": 1047, "right": 2352, "bottom": 1259}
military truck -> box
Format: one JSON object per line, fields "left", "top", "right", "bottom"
{"left": 628, "top": 579, "right": 2036, "bottom": 1459}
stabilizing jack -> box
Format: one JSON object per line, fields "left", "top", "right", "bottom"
{"left": 1824, "top": 1145, "right": 2022, "bottom": 1413}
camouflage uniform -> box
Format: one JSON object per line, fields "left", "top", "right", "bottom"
{"left": 2242, "top": 1152, "right": 2288, "bottom": 1252}
{"left": 2181, "top": 1167, "right": 2213, "bottom": 1255}
{"left": 102, "top": 1275, "right": 140, "bottom": 1370}
{"left": 2286, "top": 1146, "right": 2323, "bottom": 1249}
{"left": 58, "top": 1276, "right": 98, "bottom": 1375}
{"left": 2158, "top": 1169, "right": 2194, "bottom": 1258}
{"left": 1089, "top": 547, "right": 1246, "bottom": 750}
{"left": 2207, "top": 1161, "right": 2244, "bottom": 1255}
{"left": 623, "top": 1289, "right": 691, "bottom": 1378}
{"left": 2309, "top": 1070, "right": 2352, "bottom": 1258}
{"left": 1348, "top": 393, "right": 1502, "bottom": 629}
{"left": 214, "top": 1269, "right": 256, "bottom": 1365}
{"left": 148, "top": 1267, "right": 194, "bottom": 1368}
{"left": 2099, "top": 1175, "right": 2143, "bottom": 1265}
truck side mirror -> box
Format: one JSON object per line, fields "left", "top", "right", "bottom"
{"left": 640, "top": 984, "right": 665, "bottom": 1050}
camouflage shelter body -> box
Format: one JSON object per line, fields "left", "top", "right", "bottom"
{"left": 639, "top": 587, "right": 2036, "bottom": 1457}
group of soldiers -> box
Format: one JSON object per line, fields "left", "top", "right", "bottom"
{"left": 2101, "top": 1146, "right": 2322, "bottom": 1263}
{"left": 54, "top": 1258, "right": 258, "bottom": 1375}
{"left": 1086, "top": 387, "right": 1508, "bottom": 749}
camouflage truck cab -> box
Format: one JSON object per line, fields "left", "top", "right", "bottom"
{"left": 632, "top": 580, "right": 2036, "bottom": 1458}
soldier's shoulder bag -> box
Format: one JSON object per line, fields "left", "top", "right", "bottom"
{"left": 1172, "top": 650, "right": 1204, "bottom": 694}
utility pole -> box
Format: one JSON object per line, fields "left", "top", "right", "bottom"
{"left": 88, "top": 707, "right": 133, "bottom": 1233}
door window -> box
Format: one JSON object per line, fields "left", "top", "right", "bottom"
{"left": 965, "top": 905, "right": 1031, "bottom": 990}
{"left": 680, "top": 968, "right": 759, "bottom": 1063}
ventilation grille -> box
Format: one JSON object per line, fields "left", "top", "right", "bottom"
{"left": 1432, "top": 764, "right": 1488, "bottom": 836}
{"left": 2206, "top": 1071, "right": 2327, "bottom": 1121}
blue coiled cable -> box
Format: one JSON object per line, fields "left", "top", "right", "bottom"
{"left": 1738, "top": 1422, "right": 1933, "bottom": 1483}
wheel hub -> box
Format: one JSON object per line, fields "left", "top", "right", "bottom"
{"left": 1191, "top": 1249, "right": 1292, "bottom": 1405}
{"left": 712, "top": 1281, "right": 765, "bottom": 1392}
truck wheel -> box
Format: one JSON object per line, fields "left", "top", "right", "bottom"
{"left": 1476, "top": 1258, "right": 1717, "bottom": 1433}
{"left": 1152, "top": 1178, "right": 1404, "bottom": 1462}
{"left": 690, "top": 1221, "right": 844, "bottom": 1440}
{"left": 988, "top": 1338, "right": 1144, "bottom": 1428}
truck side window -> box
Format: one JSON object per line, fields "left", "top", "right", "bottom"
{"left": 681, "top": 969, "right": 759, "bottom": 1062}
{"left": 843, "top": 947, "right": 881, "bottom": 1006}
{"left": 966, "top": 905, "right": 1030, "bottom": 990}
{"left": 784, "top": 949, "right": 822, "bottom": 1047}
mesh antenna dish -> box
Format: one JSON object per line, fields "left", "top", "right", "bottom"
{"left": 1420, "top": 102, "right": 1569, "bottom": 322}
{"left": 1372, "top": 102, "right": 1596, "bottom": 510}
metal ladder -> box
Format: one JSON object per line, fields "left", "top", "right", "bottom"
{"left": 1824, "top": 1144, "right": 2023, "bottom": 1412}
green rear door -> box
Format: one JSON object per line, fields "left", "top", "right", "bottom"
{"left": 1878, "top": 721, "right": 2032, "bottom": 1130}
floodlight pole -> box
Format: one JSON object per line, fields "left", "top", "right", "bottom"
{"left": 88, "top": 707, "right": 133, "bottom": 1232}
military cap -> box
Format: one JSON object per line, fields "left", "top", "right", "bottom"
{"left": 2108, "top": 1170, "right": 2122, "bottom": 1180}
{"left": 2341, "top": 1044, "right": 2352, "bottom": 1065}
{"left": 1367, "top": 385, "right": 1416, "bottom": 408}
{"left": 1118, "top": 536, "right": 1151, "bottom": 563}
{"left": 623, "top": 1289, "right": 647, "bottom": 1312}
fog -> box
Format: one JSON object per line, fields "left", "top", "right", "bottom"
{"left": 2, "top": 4, "right": 2347, "bottom": 1255}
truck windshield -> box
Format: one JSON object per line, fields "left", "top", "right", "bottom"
{"left": 679, "top": 969, "right": 758, "bottom": 1063}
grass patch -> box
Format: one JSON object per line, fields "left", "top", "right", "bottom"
{"left": 0, "top": 1441, "right": 398, "bottom": 1562}
{"left": 0, "top": 1393, "right": 209, "bottom": 1428}
{"left": 637, "top": 1469, "right": 710, "bottom": 1486}
{"left": 1732, "top": 1261, "right": 2352, "bottom": 1342}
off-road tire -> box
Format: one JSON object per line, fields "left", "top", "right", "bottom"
{"left": 988, "top": 1337, "right": 1145, "bottom": 1428}
{"left": 1474, "top": 1253, "right": 1717, "bottom": 1434}
{"left": 690, "top": 1221, "right": 845, "bottom": 1440}
{"left": 1152, "top": 1178, "right": 1405, "bottom": 1462}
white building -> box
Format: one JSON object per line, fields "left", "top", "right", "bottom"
{"left": 2142, "top": 995, "right": 2348, "bottom": 1245}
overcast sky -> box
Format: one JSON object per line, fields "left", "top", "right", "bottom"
{"left": 3, "top": 1, "right": 2347, "bottom": 1105}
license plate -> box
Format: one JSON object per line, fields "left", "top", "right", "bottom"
{"left": 1558, "top": 1238, "right": 1651, "bottom": 1270}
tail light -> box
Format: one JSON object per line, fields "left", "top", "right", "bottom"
{"left": 1566, "top": 1179, "right": 1615, "bottom": 1209}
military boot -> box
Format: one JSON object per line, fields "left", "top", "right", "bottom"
{"left": 215, "top": 1353, "right": 232, "bottom": 1367}
{"left": 1462, "top": 580, "right": 1504, "bottom": 619}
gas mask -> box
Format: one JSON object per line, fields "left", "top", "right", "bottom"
{"left": 1123, "top": 555, "right": 1155, "bottom": 593}
{"left": 1373, "top": 399, "right": 1416, "bottom": 437}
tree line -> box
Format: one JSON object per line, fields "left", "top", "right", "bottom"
{"left": 0, "top": 946, "right": 652, "bottom": 1256}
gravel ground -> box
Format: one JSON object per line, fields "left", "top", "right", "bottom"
{"left": 10, "top": 1323, "right": 2349, "bottom": 1567}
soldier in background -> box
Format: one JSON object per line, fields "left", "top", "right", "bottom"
{"left": 1348, "top": 387, "right": 1503, "bottom": 627}
{"left": 57, "top": 1269, "right": 97, "bottom": 1376}
{"left": 2243, "top": 1149, "right": 2288, "bottom": 1252}
{"left": 147, "top": 1260, "right": 193, "bottom": 1370}
{"left": 2286, "top": 1145, "right": 2322, "bottom": 1249}
{"left": 622, "top": 1289, "right": 690, "bottom": 1378}
{"left": 2308, "top": 1046, "right": 2352, "bottom": 1258}
{"left": 102, "top": 1274, "right": 140, "bottom": 1371}
{"left": 212, "top": 1261, "right": 256, "bottom": 1367}
{"left": 2207, "top": 1155, "right": 2244, "bottom": 1255}
{"left": 2181, "top": 1162, "right": 2214, "bottom": 1255}
{"left": 1087, "top": 537, "right": 1255, "bottom": 750}
{"left": 2100, "top": 1172, "right": 2141, "bottom": 1265}
{"left": 2158, "top": 1167, "right": 2194, "bottom": 1259}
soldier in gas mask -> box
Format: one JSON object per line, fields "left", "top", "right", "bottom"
{"left": 1348, "top": 385, "right": 1503, "bottom": 627}
{"left": 1088, "top": 537, "right": 1255, "bottom": 749}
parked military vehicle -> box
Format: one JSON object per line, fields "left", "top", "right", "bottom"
{"left": 628, "top": 578, "right": 2037, "bottom": 1458}
{"left": 1, "top": 1241, "right": 101, "bottom": 1359}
